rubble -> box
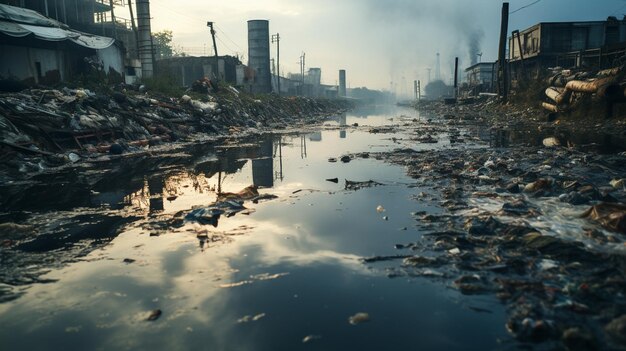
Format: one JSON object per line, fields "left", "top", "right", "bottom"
{"left": 359, "top": 104, "right": 626, "bottom": 349}
{"left": 0, "top": 85, "right": 352, "bottom": 182}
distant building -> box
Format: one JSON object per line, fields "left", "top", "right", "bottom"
{"left": 156, "top": 56, "right": 244, "bottom": 87}
{"left": 0, "top": 3, "right": 125, "bottom": 87}
{"left": 509, "top": 17, "right": 626, "bottom": 74}
{"left": 464, "top": 62, "right": 495, "bottom": 93}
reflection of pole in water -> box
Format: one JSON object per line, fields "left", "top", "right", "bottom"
{"left": 339, "top": 113, "right": 347, "bottom": 139}
{"left": 217, "top": 170, "right": 222, "bottom": 195}
{"left": 300, "top": 135, "right": 307, "bottom": 159}
{"left": 277, "top": 137, "right": 283, "bottom": 181}
{"left": 252, "top": 138, "right": 274, "bottom": 187}
{"left": 147, "top": 176, "right": 164, "bottom": 214}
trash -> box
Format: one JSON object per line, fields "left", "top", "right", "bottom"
{"left": 146, "top": 309, "right": 162, "bottom": 321}
{"left": 218, "top": 185, "right": 259, "bottom": 201}
{"left": 237, "top": 313, "right": 266, "bottom": 323}
{"left": 542, "top": 137, "right": 561, "bottom": 147}
{"left": 376, "top": 205, "right": 385, "bottom": 213}
{"left": 344, "top": 180, "right": 383, "bottom": 191}
{"left": 325, "top": 178, "right": 339, "bottom": 183}
{"left": 123, "top": 258, "right": 135, "bottom": 264}
{"left": 581, "top": 203, "right": 626, "bottom": 234}
{"left": 67, "top": 152, "right": 80, "bottom": 163}
{"left": 302, "top": 335, "right": 322, "bottom": 344}
{"left": 348, "top": 312, "right": 370, "bottom": 325}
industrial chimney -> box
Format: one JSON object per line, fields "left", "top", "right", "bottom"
{"left": 136, "top": 0, "right": 153, "bottom": 79}
{"left": 339, "top": 69, "right": 347, "bottom": 97}
{"left": 248, "top": 20, "right": 271, "bottom": 94}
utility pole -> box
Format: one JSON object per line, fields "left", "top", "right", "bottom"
{"left": 127, "top": 0, "right": 139, "bottom": 59}
{"left": 497, "top": 2, "right": 509, "bottom": 101}
{"left": 207, "top": 21, "right": 219, "bottom": 81}
{"left": 454, "top": 57, "right": 459, "bottom": 99}
{"left": 299, "top": 52, "right": 306, "bottom": 95}
{"left": 426, "top": 68, "right": 432, "bottom": 83}
{"left": 271, "top": 33, "right": 280, "bottom": 95}
{"left": 414, "top": 80, "right": 418, "bottom": 101}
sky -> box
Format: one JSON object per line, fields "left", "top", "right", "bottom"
{"left": 116, "top": 0, "right": 626, "bottom": 91}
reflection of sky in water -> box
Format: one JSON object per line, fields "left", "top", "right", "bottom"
{"left": 0, "top": 107, "right": 508, "bottom": 350}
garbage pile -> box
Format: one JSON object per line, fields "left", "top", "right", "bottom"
{"left": 542, "top": 65, "right": 626, "bottom": 115}
{"left": 0, "top": 86, "right": 352, "bottom": 180}
{"left": 363, "top": 142, "right": 626, "bottom": 349}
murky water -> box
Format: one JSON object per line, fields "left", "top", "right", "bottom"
{"left": 0, "top": 106, "right": 510, "bottom": 350}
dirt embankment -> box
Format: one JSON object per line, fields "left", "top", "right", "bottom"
{"left": 0, "top": 85, "right": 353, "bottom": 181}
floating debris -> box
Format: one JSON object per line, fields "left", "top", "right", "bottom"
{"left": 348, "top": 312, "right": 370, "bottom": 325}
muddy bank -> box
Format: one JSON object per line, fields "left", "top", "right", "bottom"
{"left": 356, "top": 109, "right": 626, "bottom": 349}
{"left": 0, "top": 86, "right": 352, "bottom": 182}
{"left": 416, "top": 97, "right": 626, "bottom": 153}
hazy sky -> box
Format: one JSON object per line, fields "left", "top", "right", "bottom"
{"left": 118, "top": 0, "right": 626, "bottom": 90}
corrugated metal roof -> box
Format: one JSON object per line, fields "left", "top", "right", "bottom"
{"left": 0, "top": 3, "right": 115, "bottom": 50}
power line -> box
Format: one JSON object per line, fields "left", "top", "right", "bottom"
{"left": 510, "top": 0, "right": 542, "bottom": 14}
{"left": 215, "top": 25, "right": 244, "bottom": 51}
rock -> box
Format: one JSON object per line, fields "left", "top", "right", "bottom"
{"left": 340, "top": 155, "right": 351, "bottom": 163}
{"left": 109, "top": 143, "right": 123, "bottom": 155}
{"left": 605, "top": 314, "right": 626, "bottom": 346}
{"left": 506, "top": 183, "right": 520, "bottom": 194}
{"left": 464, "top": 216, "right": 502, "bottom": 236}
{"left": 562, "top": 327, "right": 598, "bottom": 351}
{"left": 325, "top": 178, "right": 339, "bottom": 183}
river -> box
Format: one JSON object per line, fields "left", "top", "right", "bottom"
{"left": 1, "top": 106, "right": 515, "bottom": 350}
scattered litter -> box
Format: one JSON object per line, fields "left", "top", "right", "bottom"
{"left": 348, "top": 312, "right": 370, "bottom": 325}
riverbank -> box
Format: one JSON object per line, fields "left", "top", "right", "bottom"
{"left": 416, "top": 95, "right": 626, "bottom": 152}
{"left": 0, "top": 85, "right": 352, "bottom": 183}
{"left": 359, "top": 98, "right": 626, "bottom": 349}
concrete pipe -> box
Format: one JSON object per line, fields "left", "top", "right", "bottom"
{"left": 565, "top": 77, "right": 616, "bottom": 94}
{"left": 545, "top": 87, "right": 563, "bottom": 103}
{"left": 542, "top": 102, "right": 559, "bottom": 113}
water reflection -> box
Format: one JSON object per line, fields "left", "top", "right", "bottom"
{"left": 0, "top": 106, "right": 509, "bottom": 351}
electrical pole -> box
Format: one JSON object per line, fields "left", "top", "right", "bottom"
{"left": 426, "top": 68, "right": 432, "bottom": 83}
{"left": 497, "top": 2, "right": 509, "bottom": 101}
{"left": 207, "top": 21, "right": 219, "bottom": 81}
{"left": 272, "top": 33, "right": 280, "bottom": 96}
{"left": 454, "top": 57, "right": 459, "bottom": 99}
{"left": 127, "top": 0, "right": 139, "bottom": 59}
{"left": 299, "top": 52, "right": 306, "bottom": 96}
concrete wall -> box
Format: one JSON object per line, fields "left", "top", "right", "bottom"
{"left": 0, "top": 44, "right": 65, "bottom": 84}
{"left": 96, "top": 44, "right": 124, "bottom": 76}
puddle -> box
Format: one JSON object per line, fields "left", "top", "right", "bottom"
{"left": 0, "top": 106, "right": 512, "bottom": 350}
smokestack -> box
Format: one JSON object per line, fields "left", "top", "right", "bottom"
{"left": 136, "top": 0, "right": 153, "bottom": 79}
{"left": 248, "top": 20, "right": 271, "bottom": 94}
{"left": 339, "top": 69, "right": 346, "bottom": 97}
{"left": 435, "top": 53, "right": 441, "bottom": 81}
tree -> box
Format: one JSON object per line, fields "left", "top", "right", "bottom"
{"left": 153, "top": 30, "right": 174, "bottom": 59}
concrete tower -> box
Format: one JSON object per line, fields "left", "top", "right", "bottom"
{"left": 247, "top": 20, "right": 271, "bottom": 93}
{"left": 339, "top": 69, "right": 346, "bottom": 97}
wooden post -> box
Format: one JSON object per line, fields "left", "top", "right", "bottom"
{"left": 498, "top": 2, "right": 509, "bottom": 101}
